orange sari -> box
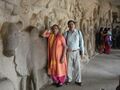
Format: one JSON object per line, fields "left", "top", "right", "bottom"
{"left": 43, "top": 31, "right": 67, "bottom": 84}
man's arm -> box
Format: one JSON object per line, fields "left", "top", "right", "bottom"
{"left": 63, "top": 31, "right": 67, "bottom": 39}
{"left": 79, "top": 30, "right": 84, "bottom": 56}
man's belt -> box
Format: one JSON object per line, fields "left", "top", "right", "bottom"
{"left": 67, "top": 49, "right": 79, "bottom": 52}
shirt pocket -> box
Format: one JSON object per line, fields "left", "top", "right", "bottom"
{"left": 74, "top": 33, "right": 79, "bottom": 41}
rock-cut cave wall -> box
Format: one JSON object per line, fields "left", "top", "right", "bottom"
{"left": 0, "top": 0, "right": 116, "bottom": 90}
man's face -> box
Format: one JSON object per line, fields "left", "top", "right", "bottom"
{"left": 68, "top": 22, "right": 75, "bottom": 30}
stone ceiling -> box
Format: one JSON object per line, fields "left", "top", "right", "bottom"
{"left": 110, "top": 0, "right": 120, "bottom": 6}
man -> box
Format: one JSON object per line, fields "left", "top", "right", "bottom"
{"left": 64, "top": 20, "right": 84, "bottom": 86}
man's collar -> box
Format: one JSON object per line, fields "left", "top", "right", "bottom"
{"left": 69, "top": 29, "right": 77, "bottom": 32}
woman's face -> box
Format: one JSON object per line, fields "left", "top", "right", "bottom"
{"left": 52, "top": 26, "right": 59, "bottom": 35}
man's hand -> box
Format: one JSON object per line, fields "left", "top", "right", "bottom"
{"left": 81, "top": 54, "right": 84, "bottom": 60}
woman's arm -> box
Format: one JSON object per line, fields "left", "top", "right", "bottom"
{"left": 39, "top": 30, "right": 51, "bottom": 38}
{"left": 60, "top": 36, "right": 67, "bottom": 63}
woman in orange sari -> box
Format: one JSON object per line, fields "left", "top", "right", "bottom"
{"left": 42, "top": 24, "right": 67, "bottom": 86}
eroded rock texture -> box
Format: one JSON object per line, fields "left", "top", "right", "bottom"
{"left": 0, "top": 0, "right": 120, "bottom": 90}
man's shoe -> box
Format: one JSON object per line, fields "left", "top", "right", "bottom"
{"left": 75, "top": 82, "right": 82, "bottom": 86}
{"left": 65, "top": 81, "right": 71, "bottom": 85}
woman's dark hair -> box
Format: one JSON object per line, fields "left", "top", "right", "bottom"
{"left": 107, "top": 28, "right": 110, "bottom": 31}
{"left": 67, "top": 20, "right": 76, "bottom": 25}
{"left": 103, "top": 28, "right": 108, "bottom": 34}
{"left": 51, "top": 24, "right": 60, "bottom": 30}
{"left": 99, "top": 27, "right": 103, "bottom": 32}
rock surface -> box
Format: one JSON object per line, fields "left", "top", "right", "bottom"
{"left": 0, "top": 0, "right": 120, "bottom": 90}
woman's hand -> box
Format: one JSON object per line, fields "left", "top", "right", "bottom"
{"left": 39, "top": 29, "right": 51, "bottom": 37}
{"left": 60, "top": 56, "right": 64, "bottom": 64}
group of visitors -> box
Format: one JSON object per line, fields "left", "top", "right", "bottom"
{"left": 41, "top": 20, "right": 84, "bottom": 87}
{"left": 96, "top": 27, "right": 112, "bottom": 54}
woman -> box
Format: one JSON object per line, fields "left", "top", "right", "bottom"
{"left": 41, "top": 24, "right": 67, "bottom": 86}
{"left": 104, "top": 28, "right": 112, "bottom": 54}
{"left": 98, "top": 27, "right": 105, "bottom": 53}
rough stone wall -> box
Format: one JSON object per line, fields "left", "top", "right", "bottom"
{"left": 112, "top": 4, "right": 120, "bottom": 22}
{"left": 0, "top": 0, "right": 114, "bottom": 56}
{"left": 0, "top": 0, "right": 119, "bottom": 90}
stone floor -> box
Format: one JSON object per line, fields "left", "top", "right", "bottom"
{"left": 41, "top": 49, "right": 120, "bottom": 90}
